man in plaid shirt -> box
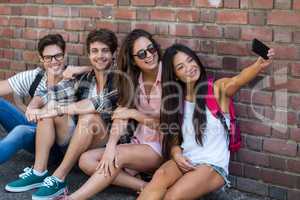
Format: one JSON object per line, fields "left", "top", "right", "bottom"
{"left": 5, "top": 29, "right": 122, "bottom": 200}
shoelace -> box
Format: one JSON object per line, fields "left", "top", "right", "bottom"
{"left": 43, "top": 176, "right": 58, "bottom": 188}
{"left": 19, "top": 167, "right": 33, "bottom": 179}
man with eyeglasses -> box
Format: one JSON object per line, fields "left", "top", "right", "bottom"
{"left": 0, "top": 34, "right": 70, "bottom": 166}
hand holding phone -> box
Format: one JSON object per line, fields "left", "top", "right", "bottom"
{"left": 251, "top": 38, "right": 270, "bottom": 60}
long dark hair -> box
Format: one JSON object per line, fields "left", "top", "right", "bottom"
{"left": 115, "top": 29, "right": 161, "bottom": 107}
{"left": 161, "top": 44, "right": 208, "bottom": 159}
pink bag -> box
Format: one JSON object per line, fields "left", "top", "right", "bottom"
{"left": 205, "top": 78, "right": 241, "bottom": 152}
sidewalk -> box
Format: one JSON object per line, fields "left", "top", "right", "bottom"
{"left": 0, "top": 132, "right": 267, "bottom": 200}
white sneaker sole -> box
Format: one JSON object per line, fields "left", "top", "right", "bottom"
{"left": 5, "top": 183, "right": 43, "bottom": 192}
{"left": 32, "top": 188, "right": 66, "bottom": 200}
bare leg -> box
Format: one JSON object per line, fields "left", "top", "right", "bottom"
{"left": 79, "top": 148, "right": 147, "bottom": 191}
{"left": 70, "top": 144, "right": 162, "bottom": 200}
{"left": 137, "top": 160, "right": 183, "bottom": 200}
{"left": 164, "top": 165, "right": 225, "bottom": 200}
{"left": 33, "top": 118, "right": 56, "bottom": 172}
{"left": 52, "top": 114, "right": 108, "bottom": 180}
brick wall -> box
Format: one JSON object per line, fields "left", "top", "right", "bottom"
{"left": 0, "top": 0, "right": 299, "bottom": 199}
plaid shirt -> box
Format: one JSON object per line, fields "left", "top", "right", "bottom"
{"left": 37, "top": 71, "right": 118, "bottom": 121}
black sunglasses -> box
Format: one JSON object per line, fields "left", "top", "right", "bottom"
{"left": 133, "top": 43, "right": 157, "bottom": 60}
{"left": 42, "top": 53, "right": 64, "bottom": 63}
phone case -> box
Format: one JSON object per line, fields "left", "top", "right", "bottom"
{"left": 252, "top": 39, "right": 270, "bottom": 60}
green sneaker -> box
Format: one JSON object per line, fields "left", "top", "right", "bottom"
{"left": 5, "top": 167, "right": 49, "bottom": 192}
{"left": 32, "top": 176, "right": 66, "bottom": 200}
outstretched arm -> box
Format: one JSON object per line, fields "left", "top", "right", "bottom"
{"left": 217, "top": 49, "right": 275, "bottom": 97}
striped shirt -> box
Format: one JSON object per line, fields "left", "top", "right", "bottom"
{"left": 7, "top": 67, "right": 47, "bottom": 97}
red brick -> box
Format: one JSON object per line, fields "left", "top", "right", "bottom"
{"left": 196, "top": 0, "right": 223, "bottom": 8}
{"left": 269, "top": 156, "right": 287, "bottom": 171}
{"left": 237, "top": 176, "right": 268, "bottom": 196}
{"left": 290, "top": 95, "right": 300, "bottom": 111}
{"left": 216, "top": 42, "right": 250, "bottom": 56}
{"left": 268, "top": 11, "right": 300, "bottom": 26}
{"left": 229, "top": 161, "right": 244, "bottom": 176}
{"left": 287, "top": 159, "right": 300, "bottom": 174}
{"left": 176, "top": 10, "right": 199, "bottom": 22}
{"left": 241, "top": 0, "right": 273, "bottom": 9}
{"left": 261, "top": 168, "right": 298, "bottom": 188}
{"left": 290, "top": 63, "right": 300, "bottom": 77}
{"left": 223, "top": 0, "right": 239, "bottom": 8}
{"left": 10, "top": 40, "right": 26, "bottom": 49}
{"left": 290, "top": 128, "right": 300, "bottom": 142}
{"left": 249, "top": 11, "right": 266, "bottom": 25}
{"left": 241, "top": 27, "right": 273, "bottom": 42}
{"left": 0, "top": 17, "right": 9, "bottom": 26}
{"left": 22, "top": 6, "right": 49, "bottom": 16}
{"left": 240, "top": 120, "right": 271, "bottom": 136}
{"left": 22, "top": 29, "right": 38, "bottom": 40}
{"left": 0, "top": 6, "right": 11, "bottom": 15}
{"left": 114, "top": 8, "right": 136, "bottom": 20}
{"left": 9, "top": 17, "right": 25, "bottom": 27}
{"left": 95, "top": 0, "right": 117, "bottom": 5}
{"left": 237, "top": 149, "right": 269, "bottom": 167}
{"left": 200, "top": 40, "right": 215, "bottom": 53}
{"left": 169, "top": 0, "right": 192, "bottom": 7}
{"left": 170, "top": 24, "right": 192, "bottom": 36}
{"left": 3, "top": 49, "right": 13, "bottom": 59}
{"left": 137, "top": 9, "right": 150, "bottom": 20}
{"left": 96, "top": 21, "right": 117, "bottom": 32}
{"left": 132, "top": 0, "right": 155, "bottom": 6}
{"left": 288, "top": 79, "right": 300, "bottom": 92}
{"left": 235, "top": 103, "right": 248, "bottom": 118}
{"left": 244, "top": 164, "right": 262, "bottom": 180}
{"left": 193, "top": 25, "right": 222, "bottom": 38}
{"left": 67, "top": 44, "right": 84, "bottom": 55}
{"left": 275, "top": 0, "right": 292, "bottom": 9}
{"left": 271, "top": 45, "right": 299, "bottom": 60}
{"left": 118, "top": 22, "right": 132, "bottom": 33}
{"left": 294, "top": 0, "right": 300, "bottom": 9}
{"left": 0, "top": 60, "right": 10, "bottom": 69}
{"left": 64, "top": 20, "right": 87, "bottom": 31}
{"left": 200, "top": 10, "right": 216, "bottom": 23}
{"left": 263, "top": 138, "right": 297, "bottom": 157}
{"left": 288, "top": 189, "right": 300, "bottom": 200}
{"left": 133, "top": 23, "right": 156, "bottom": 34}
{"left": 63, "top": 0, "right": 93, "bottom": 4}
{"left": 0, "top": 28, "right": 13, "bottom": 38}
{"left": 176, "top": 38, "right": 200, "bottom": 52}
{"left": 52, "top": 7, "right": 69, "bottom": 17}
{"left": 156, "top": 24, "right": 169, "bottom": 35}
{"left": 23, "top": 51, "right": 38, "bottom": 62}
{"left": 274, "top": 30, "right": 292, "bottom": 43}
{"left": 38, "top": 19, "right": 54, "bottom": 29}
{"left": 217, "top": 11, "right": 248, "bottom": 24}
{"left": 150, "top": 9, "right": 176, "bottom": 21}
{"left": 80, "top": 8, "right": 102, "bottom": 18}
{"left": 154, "top": 36, "right": 176, "bottom": 49}
{"left": 246, "top": 135, "right": 263, "bottom": 151}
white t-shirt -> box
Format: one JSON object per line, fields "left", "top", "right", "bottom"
{"left": 181, "top": 101, "right": 230, "bottom": 174}
{"left": 7, "top": 68, "right": 47, "bottom": 97}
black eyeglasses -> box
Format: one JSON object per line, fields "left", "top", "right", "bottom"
{"left": 133, "top": 44, "right": 157, "bottom": 60}
{"left": 42, "top": 53, "right": 64, "bottom": 63}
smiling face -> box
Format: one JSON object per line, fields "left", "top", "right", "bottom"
{"left": 40, "top": 44, "right": 65, "bottom": 77}
{"left": 88, "top": 41, "right": 113, "bottom": 71}
{"left": 173, "top": 51, "right": 201, "bottom": 84}
{"left": 132, "top": 37, "right": 159, "bottom": 72}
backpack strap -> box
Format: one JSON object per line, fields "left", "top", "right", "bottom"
{"left": 29, "top": 70, "right": 45, "bottom": 98}
{"left": 205, "top": 77, "right": 230, "bottom": 134}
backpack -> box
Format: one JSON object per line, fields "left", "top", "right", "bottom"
{"left": 205, "top": 78, "right": 241, "bottom": 152}
{"left": 29, "top": 70, "right": 45, "bottom": 98}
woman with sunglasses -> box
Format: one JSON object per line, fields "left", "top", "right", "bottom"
{"left": 55, "top": 29, "right": 163, "bottom": 200}
{"left": 137, "top": 44, "right": 275, "bottom": 200}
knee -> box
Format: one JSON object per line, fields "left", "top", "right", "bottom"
{"left": 78, "top": 152, "right": 95, "bottom": 175}
{"left": 7, "top": 125, "right": 35, "bottom": 140}
{"left": 77, "top": 114, "right": 107, "bottom": 136}
{"left": 164, "top": 189, "right": 184, "bottom": 200}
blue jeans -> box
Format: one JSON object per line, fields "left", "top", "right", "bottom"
{"left": 0, "top": 97, "right": 36, "bottom": 164}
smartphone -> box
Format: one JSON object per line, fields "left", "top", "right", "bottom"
{"left": 251, "top": 38, "right": 270, "bottom": 60}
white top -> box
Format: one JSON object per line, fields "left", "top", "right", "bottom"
{"left": 7, "top": 68, "right": 46, "bottom": 97}
{"left": 181, "top": 101, "right": 230, "bottom": 174}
